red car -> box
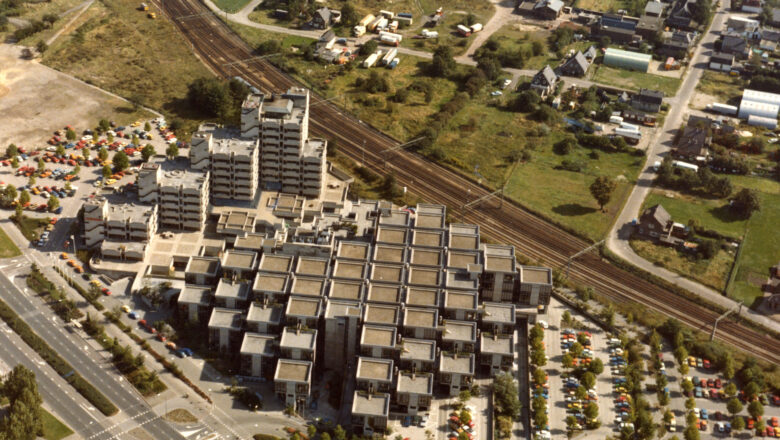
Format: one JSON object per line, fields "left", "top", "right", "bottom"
{"left": 156, "top": 333, "right": 167, "bottom": 342}
{"left": 714, "top": 378, "right": 722, "bottom": 389}
{"left": 101, "top": 288, "right": 111, "bottom": 296}
{"left": 707, "top": 379, "right": 715, "bottom": 388}
{"left": 703, "top": 359, "right": 711, "bottom": 369}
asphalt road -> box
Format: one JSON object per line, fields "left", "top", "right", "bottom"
{"left": 0, "top": 271, "right": 185, "bottom": 440}
{"left": 0, "top": 320, "right": 117, "bottom": 440}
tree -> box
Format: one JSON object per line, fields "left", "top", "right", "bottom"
{"left": 674, "top": 346, "right": 688, "bottom": 364}
{"left": 460, "top": 409, "right": 472, "bottom": 425}
{"left": 724, "top": 382, "right": 737, "bottom": 398}
{"left": 756, "top": 419, "right": 766, "bottom": 435}
{"left": 731, "top": 188, "right": 760, "bottom": 218}
{"left": 98, "top": 147, "right": 108, "bottom": 161}
{"left": 584, "top": 401, "right": 598, "bottom": 420}
{"left": 430, "top": 45, "right": 455, "bottom": 77}
{"left": 678, "top": 362, "right": 689, "bottom": 376}
{"left": 727, "top": 397, "right": 743, "bottom": 416}
{"left": 37, "top": 158, "right": 45, "bottom": 173}
{"left": 581, "top": 372, "right": 596, "bottom": 390}
{"left": 73, "top": 165, "right": 81, "bottom": 175}
{"left": 6, "top": 144, "right": 18, "bottom": 158}
{"left": 333, "top": 425, "right": 347, "bottom": 440}
{"left": 684, "top": 396, "right": 695, "bottom": 410}
{"left": 47, "top": 196, "right": 59, "bottom": 212}
{"left": 681, "top": 378, "right": 693, "bottom": 395}
{"left": 4, "top": 184, "right": 17, "bottom": 202}
{"left": 307, "top": 425, "right": 317, "bottom": 438}
{"left": 747, "top": 401, "right": 764, "bottom": 419}
{"left": 530, "top": 348, "right": 546, "bottom": 366}
{"left": 532, "top": 368, "right": 547, "bottom": 386}
{"left": 744, "top": 381, "right": 760, "bottom": 400}
{"left": 562, "top": 352, "right": 574, "bottom": 369}
{"left": 113, "top": 151, "right": 129, "bottom": 171}
{"left": 102, "top": 165, "right": 112, "bottom": 179}
{"left": 589, "top": 176, "right": 616, "bottom": 211}
{"left": 340, "top": 2, "right": 358, "bottom": 26}
{"left": 722, "top": 354, "right": 735, "bottom": 380}
{"left": 10, "top": 156, "right": 18, "bottom": 169}
{"left": 83, "top": 146, "right": 90, "bottom": 160}
{"left": 534, "top": 407, "right": 548, "bottom": 428}
{"left": 458, "top": 389, "right": 472, "bottom": 403}
{"left": 683, "top": 425, "right": 700, "bottom": 440}
{"left": 359, "top": 39, "right": 378, "bottom": 56}
{"left": 187, "top": 77, "right": 235, "bottom": 120}
{"left": 28, "top": 175, "right": 35, "bottom": 186}
{"left": 569, "top": 341, "right": 583, "bottom": 358}
{"left": 554, "top": 137, "right": 577, "bottom": 155}
{"left": 575, "top": 385, "right": 587, "bottom": 401}
{"left": 493, "top": 372, "right": 521, "bottom": 419}
{"left": 533, "top": 104, "right": 559, "bottom": 124}
{"left": 56, "top": 144, "right": 65, "bottom": 157}
{"left": 476, "top": 54, "right": 502, "bottom": 80}
{"left": 589, "top": 358, "right": 604, "bottom": 375}
{"left": 561, "top": 310, "right": 572, "bottom": 325}
{"left": 66, "top": 128, "right": 76, "bottom": 140}
{"left": 512, "top": 90, "right": 540, "bottom": 112}
{"left": 731, "top": 414, "right": 745, "bottom": 432}
{"left": 320, "top": 434, "right": 331, "bottom": 440}
{"left": 143, "top": 121, "right": 152, "bottom": 132}
{"left": 19, "top": 190, "right": 30, "bottom": 206}
{"left": 166, "top": 143, "right": 179, "bottom": 160}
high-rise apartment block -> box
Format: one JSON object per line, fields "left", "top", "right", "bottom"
{"left": 190, "top": 123, "right": 259, "bottom": 201}
{"left": 137, "top": 159, "right": 210, "bottom": 231}
{"left": 83, "top": 198, "right": 157, "bottom": 247}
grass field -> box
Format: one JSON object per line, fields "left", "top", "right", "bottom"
{"left": 0, "top": 0, "right": 86, "bottom": 45}
{"left": 728, "top": 192, "right": 780, "bottom": 307}
{"left": 642, "top": 190, "right": 748, "bottom": 239}
{"left": 0, "top": 226, "right": 21, "bottom": 259}
{"left": 12, "top": 215, "right": 50, "bottom": 242}
{"left": 398, "top": 12, "right": 487, "bottom": 56}
{"left": 212, "top": 0, "right": 253, "bottom": 13}
{"left": 574, "top": 0, "right": 623, "bottom": 12}
{"left": 41, "top": 408, "right": 74, "bottom": 440}
{"left": 695, "top": 71, "right": 745, "bottom": 105}
{"left": 42, "top": 0, "right": 213, "bottom": 139}
{"left": 436, "top": 98, "right": 644, "bottom": 241}
{"left": 630, "top": 239, "right": 736, "bottom": 291}
{"left": 488, "top": 24, "right": 594, "bottom": 70}
{"left": 591, "top": 64, "right": 682, "bottom": 96}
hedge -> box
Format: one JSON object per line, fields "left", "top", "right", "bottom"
{"left": 0, "top": 298, "right": 117, "bottom": 415}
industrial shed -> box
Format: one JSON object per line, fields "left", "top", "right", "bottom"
{"left": 742, "top": 89, "right": 780, "bottom": 107}
{"left": 738, "top": 100, "right": 780, "bottom": 120}
{"left": 603, "top": 48, "right": 652, "bottom": 72}
{"left": 748, "top": 115, "right": 778, "bottom": 130}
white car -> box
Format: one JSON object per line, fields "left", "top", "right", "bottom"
{"left": 490, "top": 90, "right": 503, "bottom": 96}
{"left": 692, "top": 408, "right": 700, "bottom": 418}
{"left": 501, "top": 79, "right": 512, "bottom": 89}
{"left": 538, "top": 320, "right": 548, "bottom": 329}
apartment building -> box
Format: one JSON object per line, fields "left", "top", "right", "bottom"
{"left": 279, "top": 327, "right": 317, "bottom": 361}
{"left": 214, "top": 279, "right": 250, "bottom": 309}
{"left": 323, "top": 300, "right": 361, "bottom": 370}
{"left": 399, "top": 338, "right": 436, "bottom": 373}
{"left": 221, "top": 250, "right": 258, "bottom": 280}
{"left": 441, "top": 320, "right": 478, "bottom": 353}
{"left": 246, "top": 302, "right": 284, "bottom": 333}
{"left": 190, "top": 124, "right": 259, "bottom": 202}
{"left": 481, "top": 244, "right": 518, "bottom": 303}
{"left": 137, "top": 159, "right": 210, "bottom": 231}
{"left": 518, "top": 266, "right": 553, "bottom": 306}
{"left": 351, "top": 391, "right": 390, "bottom": 435}
{"left": 273, "top": 359, "right": 313, "bottom": 410}
{"left": 83, "top": 198, "right": 157, "bottom": 248}
{"left": 394, "top": 372, "right": 433, "bottom": 415}
{"left": 360, "top": 325, "right": 398, "bottom": 359}
{"left": 481, "top": 302, "right": 516, "bottom": 335}
{"left": 438, "top": 352, "right": 475, "bottom": 396}
{"left": 178, "top": 285, "right": 213, "bottom": 324}
{"left": 240, "top": 333, "right": 276, "bottom": 378}
{"left": 207, "top": 308, "right": 245, "bottom": 353}
{"left": 356, "top": 357, "right": 394, "bottom": 393}
{"left": 480, "top": 333, "right": 515, "bottom": 375}
{"left": 241, "top": 90, "right": 327, "bottom": 197}
{"left": 184, "top": 256, "right": 221, "bottom": 285}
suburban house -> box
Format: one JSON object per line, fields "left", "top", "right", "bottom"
{"left": 741, "top": 0, "right": 762, "bottom": 13}
{"left": 591, "top": 14, "right": 638, "bottom": 44}
{"left": 721, "top": 32, "right": 750, "bottom": 59}
{"left": 637, "top": 14, "right": 663, "bottom": 40}
{"left": 631, "top": 89, "right": 664, "bottom": 113}
{"left": 659, "top": 38, "right": 690, "bottom": 59}
{"left": 667, "top": 0, "right": 696, "bottom": 30}
{"left": 558, "top": 51, "right": 591, "bottom": 76}
{"left": 317, "top": 30, "right": 336, "bottom": 50}
{"left": 533, "top": 0, "right": 564, "bottom": 19}
{"left": 709, "top": 52, "right": 735, "bottom": 72}
{"left": 583, "top": 45, "right": 597, "bottom": 62}
{"left": 310, "top": 7, "right": 340, "bottom": 29}
{"left": 726, "top": 16, "right": 760, "bottom": 39}
{"left": 530, "top": 65, "right": 559, "bottom": 98}
{"left": 636, "top": 204, "right": 687, "bottom": 245}
{"left": 675, "top": 116, "right": 712, "bottom": 161}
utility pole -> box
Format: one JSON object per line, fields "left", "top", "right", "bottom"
{"left": 362, "top": 140, "right": 365, "bottom": 167}
{"left": 564, "top": 240, "right": 605, "bottom": 279}
{"left": 460, "top": 186, "right": 505, "bottom": 222}
{"left": 382, "top": 137, "right": 425, "bottom": 168}
{"left": 710, "top": 301, "right": 743, "bottom": 341}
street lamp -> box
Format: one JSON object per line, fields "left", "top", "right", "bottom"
{"left": 70, "top": 235, "right": 76, "bottom": 255}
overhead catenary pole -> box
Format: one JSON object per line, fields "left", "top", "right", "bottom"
{"left": 564, "top": 239, "right": 605, "bottom": 279}
{"left": 711, "top": 301, "right": 743, "bottom": 341}
{"left": 382, "top": 137, "right": 425, "bottom": 168}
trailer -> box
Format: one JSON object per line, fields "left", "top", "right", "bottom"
{"left": 619, "top": 122, "right": 640, "bottom": 131}
{"left": 609, "top": 115, "right": 624, "bottom": 124}
{"left": 381, "top": 48, "right": 398, "bottom": 65}
{"left": 352, "top": 25, "right": 366, "bottom": 36}
{"left": 672, "top": 160, "right": 699, "bottom": 172}
{"left": 705, "top": 103, "right": 738, "bottom": 116}
{"left": 614, "top": 127, "right": 642, "bottom": 144}
{"left": 470, "top": 23, "right": 483, "bottom": 32}
{"left": 380, "top": 35, "right": 400, "bottom": 46}
{"left": 388, "top": 57, "right": 400, "bottom": 69}
{"left": 378, "top": 31, "right": 403, "bottom": 42}
{"left": 358, "top": 14, "right": 375, "bottom": 27}
{"left": 379, "top": 10, "right": 394, "bottom": 19}
{"left": 396, "top": 15, "right": 413, "bottom": 26}
{"left": 363, "top": 52, "right": 381, "bottom": 68}
{"left": 421, "top": 29, "right": 439, "bottom": 38}
{"left": 457, "top": 24, "right": 472, "bottom": 36}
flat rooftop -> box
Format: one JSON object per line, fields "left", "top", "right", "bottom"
{"left": 214, "top": 280, "right": 250, "bottom": 301}
{"left": 290, "top": 276, "right": 325, "bottom": 297}
{"left": 280, "top": 327, "right": 317, "bottom": 350}
{"left": 440, "top": 353, "right": 475, "bottom": 375}
{"left": 444, "top": 290, "right": 478, "bottom": 310}
{"left": 447, "top": 251, "right": 480, "bottom": 269}
{"left": 521, "top": 266, "right": 553, "bottom": 284}
{"left": 258, "top": 254, "right": 294, "bottom": 273}
{"left": 377, "top": 210, "right": 411, "bottom": 227}
{"left": 481, "top": 334, "right": 514, "bottom": 355}
{"left": 361, "top": 325, "right": 397, "bottom": 348}
{"left": 371, "top": 264, "right": 404, "bottom": 284}
{"left": 246, "top": 302, "right": 283, "bottom": 324}
{"left": 366, "top": 284, "right": 402, "bottom": 304}
{"left": 407, "top": 267, "right": 441, "bottom": 287}
{"left": 186, "top": 256, "right": 220, "bottom": 276}
{"left": 364, "top": 304, "right": 400, "bottom": 326}
{"left": 296, "top": 257, "right": 329, "bottom": 277}
{"left": 212, "top": 137, "right": 257, "bottom": 157}
{"left": 356, "top": 357, "right": 393, "bottom": 381}
{"left": 252, "top": 272, "right": 289, "bottom": 293}
{"left": 286, "top": 297, "right": 321, "bottom": 317}
{"left": 216, "top": 210, "right": 256, "bottom": 234}
{"left": 410, "top": 248, "right": 442, "bottom": 267}
{"left": 400, "top": 338, "right": 436, "bottom": 361}
{"left": 405, "top": 288, "right": 439, "bottom": 308}
{"left": 484, "top": 255, "right": 515, "bottom": 273}
{"left": 412, "top": 230, "right": 444, "bottom": 248}
{"left": 415, "top": 211, "right": 445, "bottom": 229}
{"left": 351, "top": 391, "right": 390, "bottom": 417}
{"left": 482, "top": 302, "right": 516, "bottom": 324}
{"left": 337, "top": 242, "right": 370, "bottom": 260}
{"left": 274, "top": 359, "right": 312, "bottom": 383}
{"left": 234, "top": 233, "right": 267, "bottom": 251}
{"left": 442, "top": 320, "right": 477, "bottom": 342}
{"left": 376, "top": 226, "right": 408, "bottom": 245}
{"left": 373, "top": 245, "right": 405, "bottom": 264}
{"left": 397, "top": 373, "right": 433, "bottom": 394}
{"left": 449, "top": 234, "right": 479, "bottom": 250}
{"left": 328, "top": 280, "right": 363, "bottom": 301}
{"left": 404, "top": 308, "right": 437, "bottom": 328}
{"left": 178, "top": 285, "right": 212, "bottom": 306}
{"left": 240, "top": 332, "right": 276, "bottom": 356}
{"left": 332, "top": 260, "right": 365, "bottom": 279}
{"left": 103, "top": 202, "right": 155, "bottom": 224}
{"left": 324, "top": 300, "right": 362, "bottom": 319}
{"left": 446, "top": 271, "right": 479, "bottom": 291}
{"left": 208, "top": 308, "right": 245, "bottom": 330}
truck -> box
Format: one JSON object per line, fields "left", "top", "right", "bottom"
{"left": 381, "top": 48, "right": 397, "bottom": 65}
{"left": 672, "top": 160, "right": 699, "bottom": 172}
{"left": 388, "top": 58, "right": 400, "bottom": 69}
{"left": 378, "top": 31, "right": 403, "bottom": 43}
{"left": 378, "top": 9, "right": 394, "bottom": 19}
{"left": 421, "top": 29, "right": 438, "bottom": 38}
{"left": 352, "top": 25, "right": 366, "bottom": 36}
{"left": 457, "top": 24, "right": 472, "bottom": 36}
{"left": 389, "top": 20, "right": 398, "bottom": 32}
{"left": 609, "top": 115, "right": 624, "bottom": 124}
{"left": 367, "top": 16, "right": 384, "bottom": 32}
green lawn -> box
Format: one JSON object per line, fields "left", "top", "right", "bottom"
{"left": 436, "top": 98, "right": 644, "bottom": 241}
{"left": 728, "top": 192, "right": 780, "bottom": 307}
{"left": 12, "top": 215, "right": 50, "bottom": 243}
{"left": 642, "top": 191, "right": 748, "bottom": 240}
{"left": 695, "top": 71, "right": 745, "bottom": 105}
{"left": 41, "top": 408, "right": 74, "bottom": 440}
{"left": 212, "top": 0, "right": 253, "bottom": 13}
{"left": 0, "top": 227, "right": 21, "bottom": 258}
{"left": 591, "top": 64, "right": 682, "bottom": 96}
{"left": 488, "top": 24, "right": 593, "bottom": 70}
{"left": 630, "top": 239, "right": 736, "bottom": 291}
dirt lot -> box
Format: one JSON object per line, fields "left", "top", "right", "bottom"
{"left": 0, "top": 44, "right": 152, "bottom": 148}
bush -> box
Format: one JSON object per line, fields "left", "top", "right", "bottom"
{"left": 554, "top": 137, "right": 576, "bottom": 155}
{"left": 512, "top": 91, "right": 540, "bottom": 112}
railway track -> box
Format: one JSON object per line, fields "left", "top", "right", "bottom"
{"left": 153, "top": 0, "right": 778, "bottom": 363}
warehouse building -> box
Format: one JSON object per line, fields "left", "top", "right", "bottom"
{"left": 738, "top": 100, "right": 780, "bottom": 120}
{"left": 603, "top": 48, "right": 652, "bottom": 72}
